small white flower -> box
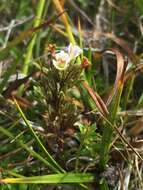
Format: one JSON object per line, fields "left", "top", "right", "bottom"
{"left": 67, "top": 43, "right": 83, "bottom": 59}
{"left": 52, "top": 44, "right": 83, "bottom": 70}
{"left": 53, "top": 50, "right": 70, "bottom": 70}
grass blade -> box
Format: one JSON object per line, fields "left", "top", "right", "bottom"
{"left": 14, "top": 98, "right": 65, "bottom": 173}
{"left": 0, "top": 126, "right": 62, "bottom": 173}
{"left": 1, "top": 173, "right": 95, "bottom": 184}
{"left": 99, "top": 49, "right": 126, "bottom": 168}
{"left": 22, "top": 0, "right": 46, "bottom": 75}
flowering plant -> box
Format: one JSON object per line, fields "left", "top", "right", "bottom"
{"left": 53, "top": 50, "right": 70, "bottom": 70}
{"left": 53, "top": 43, "right": 83, "bottom": 70}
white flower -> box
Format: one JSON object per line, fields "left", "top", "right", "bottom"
{"left": 52, "top": 44, "right": 83, "bottom": 71}
{"left": 67, "top": 43, "right": 83, "bottom": 59}
{"left": 53, "top": 50, "right": 70, "bottom": 70}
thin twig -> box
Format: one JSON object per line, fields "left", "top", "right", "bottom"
{"left": 0, "top": 15, "right": 34, "bottom": 32}
{"left": 3, "top": 20, "right": 16, "bottom": 48}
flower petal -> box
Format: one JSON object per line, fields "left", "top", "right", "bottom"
{"left": 68, "top": 43, "right": 83, "bottom": 59}
{"left": 53, "top": 51, "right": 70, "bottom": 70}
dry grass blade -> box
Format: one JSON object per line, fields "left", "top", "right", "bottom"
{"left": 106, "top": 48, "right": 126, "bottom": 106}
{"left": 128, "top": 117, "right": 143, "bottom": 137}
{"left": 104, "top": 33, "right": 138, "bottom": 64}
{"left": 67, "top": 0, "right": 95, "bottom": 27}
{"left": 53, "top": 0, "right": 75, "bottom": 44}
{"left": 90, "top": 31, "right": 138, "bottom": 64}
{"left": 2, "top": 75, "right": 31, "bottom": 98}
{"left": 124, "top": 63, "right": 143, "bottom": 81}
{"left": 82, "top": 81, "right": 109, "bottom": 116}
{"left": 106, "top": 0, "right": 126, "bottom": 13}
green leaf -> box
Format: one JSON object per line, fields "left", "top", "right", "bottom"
{"left": 1, "top": 173, "right": 95, "bottom": 184}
